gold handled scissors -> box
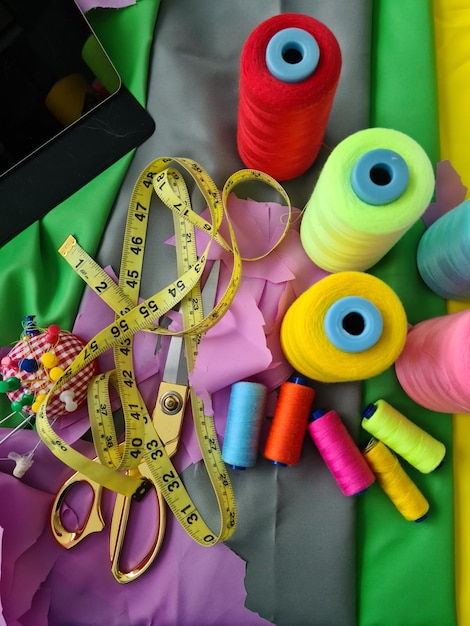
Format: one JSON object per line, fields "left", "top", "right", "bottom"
{"left": 50, "top": 334, "right": 187, "bottom": 583}
{"left": 51, "top": 261, "right": 220, "bottom": 583}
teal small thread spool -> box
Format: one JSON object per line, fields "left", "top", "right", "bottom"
{"left": 222, "top": 381, "right": 268, "bottom": 470}
{"left": 417, "top": 198, "right": 470, "bottom": 300}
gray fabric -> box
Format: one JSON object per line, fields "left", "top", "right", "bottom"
{"left": 95, "top": 1, "right": 372, "bottom": 624}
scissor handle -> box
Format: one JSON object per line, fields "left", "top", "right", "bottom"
{"left": 152, "top": 380, "right": 188, "bottom": 458}
{"left": 51, "top": 471, "right": 105, "bottom": 549}
{"left": 109, "top": 467, "right": 166, "bottom": 584}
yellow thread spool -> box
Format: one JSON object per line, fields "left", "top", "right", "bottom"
{"left": 363, "top": 439, "right": 429, "bottom": 522}
{"left": 361, "top": 399, "right": 445, "bottom": 473}
{"left": 280, "top": 271, "right": 407, "bottom": 382}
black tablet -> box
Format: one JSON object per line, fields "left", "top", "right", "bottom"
{"left": 0, "top": 0, "right": 155, "bottom": 247}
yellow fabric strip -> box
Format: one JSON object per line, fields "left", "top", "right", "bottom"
{"left": 434, "top": 1, "right": 470, "bottom": 623}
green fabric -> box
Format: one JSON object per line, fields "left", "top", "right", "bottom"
{"left": 0, "top": 0, "right": 160, "bottom": 422}
{"left": 357, "top": 1, "right": 456, "bottom": 625}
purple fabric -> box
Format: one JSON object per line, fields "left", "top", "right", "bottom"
{"left": 0, "top": 431, "right": 271, "bottom": 626}
{"left": 76, "top": 0, "right": 136, "bottom": 12}
{"left": 422, "top": 160, "right": 467, "bottom": 227}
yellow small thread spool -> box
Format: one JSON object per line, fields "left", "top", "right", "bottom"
{"left": 363, "top": 439, "right": 429, "bottom": 522}
{"left": 361, "top": 399, "right": 445, "bottom": 473}
{"left": 280, "top": 271, "right": 407, "bottom": 382}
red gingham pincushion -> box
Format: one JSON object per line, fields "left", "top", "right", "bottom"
{"left": 0, "top": 329, "right": 97, "bottom": 420}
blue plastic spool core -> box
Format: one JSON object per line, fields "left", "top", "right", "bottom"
{"left": 361, "top": 403, "right": 377, "bottom": 419}
{"left": 311, "top": 408, "right": 325, "bottom": 421}
{"left": 350, "top": 148, "right": 410, "bottom": 205}
{"left": 266, "top": 27, "right": 320, "bottom": 83}
{"left": 290, "top": 374, "right": 309, "bottom": 386}
{"left": 324, "top": 296, "right": 383, "bottom": 353}
{"left": 270, "top": 460, "right": 287, "bottom": 467}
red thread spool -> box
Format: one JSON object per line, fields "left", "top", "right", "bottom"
{"left": 264, "top": 376, "right": 315, "bottom": 466}
{"left": 308, "top": 409, "right": 375, "bottom": 496}
{"left": 237, "top": 13, "right": 342, "bottom": 181}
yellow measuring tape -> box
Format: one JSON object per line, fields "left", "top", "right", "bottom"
{"left": 36, "top": 157, "right": 292, "bottom": 546}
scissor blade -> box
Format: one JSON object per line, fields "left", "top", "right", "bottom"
{"left": 153, "top": 260, "right": 220, "bottom": 457}
{"left": 201, "top": 259, "right": 220, "bottom": 317}
{"left": 162, "top": 334, "right": 183, "bottom": 385}
{"left": 161, "top": 259, "right": 220, "bottom": 385}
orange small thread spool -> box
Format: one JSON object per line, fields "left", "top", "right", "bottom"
{"left": 264, "top": 375, "right": 315, "bottom": 466}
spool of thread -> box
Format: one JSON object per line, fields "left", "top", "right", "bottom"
{"left": 299, "top": 127, "right": 435, "bottom": 272}
{"left": 417, "top": 198, "right": 470, "bottom": 300}
{"left": 395, "top": 309, "right": 470, "bottom": 413}
{"left": 280, "top": 271, "right": 407, "bottom": 382}
{"left": 308, "top": 409, "right": 375, "bottom": 496}
{"left": 222, "top": 381, "right": 268, "bottom": 470}
{"left": 237, "top": 13, "right": 342, "bottom": 181}
{"left": 363, "top": 439, "right": 429, "bottom": 522}
{"left": 361, "top": 399, "right": 445, "bottom": 473}
{"left": 264, "top": 376, "right": 315, "bottom": 466}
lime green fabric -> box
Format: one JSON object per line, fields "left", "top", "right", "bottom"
{"left": 357, "top": 1, "right": 456, "bottom": 624}
{"left": 0, "top": 1, "right": 160, "bottom": 423}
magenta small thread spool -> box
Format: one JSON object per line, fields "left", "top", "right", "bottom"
{"left": 308, "top": 408, "right": 375, "bottom": 495}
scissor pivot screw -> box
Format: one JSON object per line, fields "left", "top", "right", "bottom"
{"left": 160, "top": 391, "right": 184, "bottom": 415}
